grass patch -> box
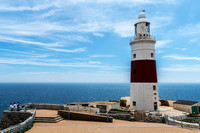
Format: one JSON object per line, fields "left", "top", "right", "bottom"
{"left": 182, "top": 118, "right": 199, "bottom": 123}
{"left": 187, "top": 113, "right": 200, "bottom": 117}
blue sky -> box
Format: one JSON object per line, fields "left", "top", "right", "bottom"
{"left": 0, "top": 0, "right": 200, "bottom": 83}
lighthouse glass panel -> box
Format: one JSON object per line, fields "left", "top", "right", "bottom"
{"left": 135, "top": 24, "right": 137, "bottom": 34}
{"left": 146, "top": 23, "right": 150, "bottom": 33}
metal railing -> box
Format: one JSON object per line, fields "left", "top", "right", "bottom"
{"left": 0, "top": 108, "right": 36, "bottom": 133}
{"left": 130, "top": 34, "right": 156, "bottom": 42}
{"left": 163, "top": 114, "right": 200, "bottom": 129}
{"left": 147, "top": 112, "right": 200, "bottom": 129}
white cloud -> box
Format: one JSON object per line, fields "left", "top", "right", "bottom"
{"left": 161, "top": 64, "right": 200, "bottom": 72}
{"left": 113, "top": 21, "right": 133, "bottom": 37}
{"left": 151, "top": 16, "right": 173, "bottom": 30}
{"left": 47, "top": 47, "right": 86, "bottom": 53}
{"left": 0, "top": 0, "right": 176, "bottom": 39}
{"left": 163, "top": 55, "right": 200, "bottom": 61}
{"left": 0, "top": 0, "right": 177, "bottom": 12}
{"left": 174, "top": 48, "right": 187, "bottom": 51}
{"left": 156, "top": 51, "right": 163, "bottom": 53}
{"left": 156, "top": 40, "right": 172, "bottom": 48}
{"left": 17, "top": 72, "right": 56, "bottom": 75}
{"left": 0, "top": 48, "right": 48, "bottom": 58}
{"left": 0, "top": 57, "right": 127, "bottom": 70}
{"left": 0, "top": 58, "right": 105, "bottom": 68}
{"left": 55, "top": 35, "right": 91, "bottom": 43}
{"left": 88, "top": 61, "right": 102, "bottom": 64}
{"left": 178, "top": 23, "right": 200, "bottom": 36}
{"left": 91, "top": 54, "right": 116, "bottom": 58}
{"left": 93, "top": 33, "right": 104, "bottom": 37}
{"left": 0, "top": 36, "right": 60, "bottom": 47}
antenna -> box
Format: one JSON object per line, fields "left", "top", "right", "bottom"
{"left": 139, "top": 10, "right": 145, "bottom": 12}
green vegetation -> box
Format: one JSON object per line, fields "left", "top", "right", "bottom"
{"left": 187, "top": 113, "right": 200, "bottom": 117}
{"left": 182, "top": 118, "right": 199, "bottom": 124}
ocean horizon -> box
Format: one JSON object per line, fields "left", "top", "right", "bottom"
{"left": 0, "top": 83, "right": 200, "bottom": 118}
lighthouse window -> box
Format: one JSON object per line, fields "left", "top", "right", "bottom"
{"left": 153, "top": 85, "right": 156, "bottom": 90}
{"left": 151, "top": 53, "right": 154, "bottom": 58}
{"left": 154, "top": 93, "right": 157, "bottom": 95}
{"left": 135, "top": 25, "right": 137, "bottom": 34}
{"left": 133, "top": 69, "right": 136, "bottom": 74}
{"left": 133, "top": 101, "right": 136, "bottom": 106}
{"left": 133, "top": 54, "right": 136, "bottom": 58}
{"left": 146, "top": 23, "right": 150, "bottom": 33}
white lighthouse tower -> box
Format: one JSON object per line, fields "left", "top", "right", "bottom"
{"left": 130, "top": 12, "right": 159, "bottom": 112}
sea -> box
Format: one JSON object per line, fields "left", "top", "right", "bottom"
{"left": 0, "top": 83, "right": 200, "bottom": 119}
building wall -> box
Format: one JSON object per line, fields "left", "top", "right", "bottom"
{"left": 88, "top": 102, "right": 120, "bottom": 113}
{"left": 110, "top": 103, "right": 120, "bottom": 110}
{"left": 131, "top": 41, "right": 155, "bottom": 61}
{"left": 130, "top": 39, "right": 158, "bottom": 112}
{"left": 120, "top": 97, "right": 130, "bottom": 107}
{"left": 130, "top": 83, "right": 159, "bottom": 111}
{"left": 173, "top": 103, "right": 192, "bottom": 113}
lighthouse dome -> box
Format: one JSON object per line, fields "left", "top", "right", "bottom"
{"left": 138, "top": 12, "right": 146, "bottom": 19}
{"left": 134, "top": 12, "right": 150, "bottom": 25}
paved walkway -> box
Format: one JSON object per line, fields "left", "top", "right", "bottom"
{"left": 33, "top": 109, "right": 57, "bottom": 117}
{"left": 27, "top": 120, "right": 200, "bottom": 133}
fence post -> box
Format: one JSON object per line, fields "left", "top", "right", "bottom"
{"left": 198, "top": 117, "right": 200, "bottom": 129}
{"left": 19, "top": 124, "right": 22, "bottom": 133}
{"left": 107, "top": 114, "right": 109, "bottom": 123}
{"left": 181, "top": 116, "right": 183, "bottom": 128}
{"left": 166, "top": 115, "right": 168, "bottom": 124}
{"left": 173, "top": 116, "right": 175, "bottom": 126}
{"left": 29, "top": 119, "right": 30, "bottom": 128}
{"left": 68, "top": 112, "right": 70, "bottom": 120}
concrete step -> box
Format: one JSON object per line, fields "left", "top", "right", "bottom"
{"left": 34, "top": 115, "right": 64, "bottom": 123}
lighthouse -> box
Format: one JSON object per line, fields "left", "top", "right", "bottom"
{"left": 130, "top": 12, "right": 159, "bottom": 112}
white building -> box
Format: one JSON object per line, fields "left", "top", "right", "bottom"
{"left": 88, "top": 101, "right": 120, "bottom": 113}
{"left": 130, "top": 12, "right": 159, "bottom": 112}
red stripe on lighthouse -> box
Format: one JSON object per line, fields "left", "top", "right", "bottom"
{"left": 131, "top": 60, "right": 157, "bottom": 83}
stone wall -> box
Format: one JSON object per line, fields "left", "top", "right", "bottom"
{"left": 173, "top": 104, "right": 191, "bottom": 113}
{"left": 159, "top": 99, "right": 175, "bottom": 107}
{"left": 58, "top": 110, "right": 113, "bottom": 122}
{"left": 0, "top": 111, "right": 31, "bottom": 129}
{"left": 27, "top": 103, "right": 64, "bottom": 110}
{"left": 65, "top": 105, "right": 99, "bottom": 114}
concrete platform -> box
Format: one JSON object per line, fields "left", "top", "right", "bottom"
{"left": 34, "top": 109, "right": 58, "bottom": 117}
{"left": 27, "top": 119, "right": 199, "bottom": 133}
{"left": 26, "top": 109, "right": 199, "bottom": 133}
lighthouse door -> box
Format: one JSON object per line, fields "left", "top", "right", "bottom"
{"left": 154, "top": 102, "right": 157, "bottom": 111}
